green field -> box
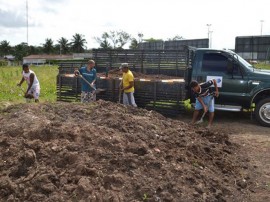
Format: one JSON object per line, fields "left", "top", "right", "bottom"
{"left": 0, "top": 65, "right": 58, "bottom": 102}
{"left": 255, "top": 63, "right": 270, "bottom": 70}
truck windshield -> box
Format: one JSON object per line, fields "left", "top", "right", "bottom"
{"left": 227, "top": 51, "right": 254, "bottom": 71}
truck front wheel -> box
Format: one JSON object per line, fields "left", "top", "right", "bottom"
{"left": 255, "top": 98, "right": 270, "bottom": 127}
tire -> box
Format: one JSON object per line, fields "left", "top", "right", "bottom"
{"left": 255, "top": 98, "right": 270, "bottom": 127}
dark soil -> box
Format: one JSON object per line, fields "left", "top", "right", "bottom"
{"left": 178, "top": 110, "right": 270, "bottom": 202}
{"left": 0, "top": 101, "right": 253, "bottom": 201}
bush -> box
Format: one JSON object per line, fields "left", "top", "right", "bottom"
{"left": 0, "top": 60, "right": 8, "bottom": 66}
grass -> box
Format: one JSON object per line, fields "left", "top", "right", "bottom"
{"left": 254, "top": 63, "right": 270, "bottom": 70}
{"left": 0, "top": 65, "right": 58, "bottom": 103}
{"left": 142, "top": 193, "right": 149, "bottom": 201}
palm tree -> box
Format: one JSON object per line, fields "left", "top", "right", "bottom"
{"left": 57, "top": 37, "right": 70, "bottom": 54}
{"left": 28, "top": 45, "right": 42, "bottom": 55}
{"left": 43, "top": 38, "right": 54, "bottom": 54}
{"left": 71, "top": 33, "right": 87, "bottom": 53}
{"left": 13, "top": 42, "right": 28, "bottom": 61}
{"left": 129, "top": 33, "right": 144, "bottom": 49}
{"left": 0, "top": 40, "right": 12, "bottom": 56}
{"left": 129, "top": 38, "right": 138, "bottom": 49}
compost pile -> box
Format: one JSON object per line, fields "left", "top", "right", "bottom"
{"left": 0, "top": 101, "right": 252, "bottom": 201}
{"left": 98, "top": 68, "right": 181, "bottom": 80}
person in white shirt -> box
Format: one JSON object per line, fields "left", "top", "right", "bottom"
{"left": 17, "top": 64, "right": 40, "bottom": 102}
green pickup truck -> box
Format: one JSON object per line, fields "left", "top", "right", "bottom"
{"left": 188, "top": 48, "right": 270, "bottom": 127}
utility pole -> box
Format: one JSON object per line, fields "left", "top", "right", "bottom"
{"left": 209, "top": 31, "right": 213, "bottom": 48}
{"left": 260, "top": 20, "right": 264, "bottom": 36}
{"left": 206, "top": 24, "right": 212, "bottom": 48}
{"left": 26, "top": 0, "right": 29, "bottom": 45}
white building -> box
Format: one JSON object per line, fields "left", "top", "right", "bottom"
{"left": 23, "top": 54, "right": 73, "bottom": 65}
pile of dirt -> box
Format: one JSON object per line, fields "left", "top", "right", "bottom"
{"left": 98, "top": 68, "right": 181, "bottom": 80}
{"left": 0, "top": 101, "right": 253, "bottom": 201}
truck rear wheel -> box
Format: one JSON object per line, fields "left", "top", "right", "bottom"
{"left": 255, "top": 98, "right": 270, "bottom": 127}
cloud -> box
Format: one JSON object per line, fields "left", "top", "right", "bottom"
{"left": 1, "top": 0, "right": 270, "bottom": 49}
{"left": 40, "top": 0, "right": 68, "bottom": 3}
{"left": 41, "top": 6, "right": 58, "bottom": 14}
{"left": 0, "top": 9, "right": 27, "bottom": 28}
{"left": 36, "top": 0, "right": 71, "bottom": 13}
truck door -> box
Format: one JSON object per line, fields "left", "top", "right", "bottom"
{"left": 195, "top": 52, "right": 248, "bottom": 105}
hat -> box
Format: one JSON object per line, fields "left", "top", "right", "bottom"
{"left": 119, "top": 63, "right": 129, "bottom": 70}
{"left": 22, "top": 63, "right": 29, "bottom": 68}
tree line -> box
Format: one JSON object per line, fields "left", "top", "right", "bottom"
{"left": 0, "top": 33, "right": 88, "bottom": 61}
{"left": 0, "top": 31, "right": 183, "bottom": 61}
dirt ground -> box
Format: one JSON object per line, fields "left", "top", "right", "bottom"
{"left": 0, "top": 101, "right": 268, "bottom": 201}
{"left": 179, "top": 111, "right": 270, "bottom": 202}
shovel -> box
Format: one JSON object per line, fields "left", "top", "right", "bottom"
{"left": 118, "top": 80, "right": 123, "bottom": 103}
{"left": 196, "top": 94, "right": 214, "bottom": 124}
{"left": 75, "top": 71, "right": 106, "bottom": 94}
{"left": 118, "top": 88, "right": 122, "bottom": 103}
{"left": 18, "top": 85, "right": 33, "bottom": 102}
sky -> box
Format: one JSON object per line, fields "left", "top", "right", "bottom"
{"left": 0, "top": 0, "right": 269, "bottom": 50}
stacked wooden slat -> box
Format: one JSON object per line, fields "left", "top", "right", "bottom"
{"left": 57, "top": 48, "right": 194, "bottom": 116}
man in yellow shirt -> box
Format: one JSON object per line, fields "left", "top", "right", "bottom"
{"left": 119, "top": 63, "right": 137, "bottom": 107}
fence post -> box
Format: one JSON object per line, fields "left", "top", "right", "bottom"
{"left": 106, "top": 63, "right": 109, "bottom": 77}
{"left": 153, "top": 81, "right": 157, "bottom": 110}
{"left": 59, "top": 75, "right": 62, "bottom": 101}
{"left": 141, "top": 50, "right": 144, "bottom": 73}
{"left": 94, "top": 49, "right": 98, "bottom": 66}
{"left": 158, "top": 51, "right": 161, "bottom": 74}
{"left": 176, "top": 83, "right": 180, "bottom": 111}
{"left": 112, "top": 79, "right": 116, "bottom": 102}
{"left": 176, "top": 50, "right": 179, "bottom": 76}
{"left": 75, "top": 76, "right": 78, "bottom": 101}
{"left": 109, "top": 49, "right": 112, "bottom": 68}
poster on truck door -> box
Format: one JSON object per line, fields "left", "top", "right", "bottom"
{"left": 206, "top": 76, "right": 223, "bottom": 88}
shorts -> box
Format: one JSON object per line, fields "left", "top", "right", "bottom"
{"left": 81, "top": 91, "right": 96, "bottom": 103}
{"left": 27, "top": 86, "right": 40, "bottom": 99}
{"left": 195, "top": 96, "right": 214, "bottom": 112}
{"left": 123, "top": 92, "right": 137, "bottom": 107}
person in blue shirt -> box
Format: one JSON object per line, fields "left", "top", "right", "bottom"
{"left": 74, "top": 60, "right": 97, "bottom": 103}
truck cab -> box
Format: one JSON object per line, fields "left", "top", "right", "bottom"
{"left": 190, "top": 48, "right": 270, "bottom": 127}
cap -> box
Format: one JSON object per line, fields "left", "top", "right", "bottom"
{"left": 119, "top": 63, "right": 129, "bottom": 70}
{"left": 22, "top": 63, "right": 29, "bottom": 68}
